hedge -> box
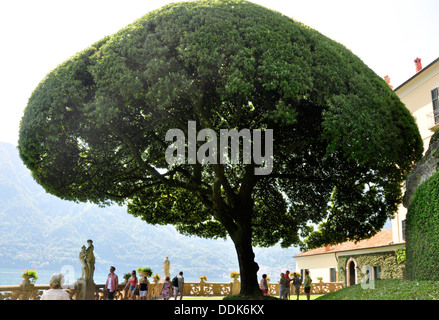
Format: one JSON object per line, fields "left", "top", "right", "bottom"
{"left": 405, "top": 170, "right": 439, "bottom": 280}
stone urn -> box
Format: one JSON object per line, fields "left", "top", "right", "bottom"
{"left": 21, "top": 275, "right": 31, "bottom": 285}
{"left": 20, "top": 274, "right": 36, "bottom": 288}
{"left": 19, "top": 275, "right": 35, "bottom": 299}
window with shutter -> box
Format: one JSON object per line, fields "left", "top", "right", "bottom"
{"left": 330, "top": 268, "right": 336, "bottom": 282}
{"left": 432, "top": 88, "right": 439, "bottom": 125}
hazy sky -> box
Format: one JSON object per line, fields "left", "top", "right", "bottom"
{"left": 1, "top": 0, "right": 438, "bottom": 146}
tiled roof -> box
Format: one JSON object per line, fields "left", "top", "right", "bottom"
{"left": 294, "top": 229, "right": 397, "bottom": 257}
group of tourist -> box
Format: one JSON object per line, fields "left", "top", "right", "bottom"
{"left": 106, "top": 267, "right": 185, "bottom": 300}
{"left": 160, "top": 271, "right": 185, "bottom": 300}
{"left": 40, "top": 267, "right": 312, "bottom": 300}
{"left": 260, "top": 270, "right": 312, "bottom": 300}
{"left": 40, "top": 266, "right": 185, "bottom": 300}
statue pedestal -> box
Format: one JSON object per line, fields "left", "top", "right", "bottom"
{"left": 75, "top": 279, "right": 96, "bottom": 300}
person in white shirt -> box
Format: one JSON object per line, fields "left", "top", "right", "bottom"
{"left": 173, "top": 271, "right": 184, "bottom": 300}
{"left": 105, "top": 266, "right": 119, "bottom": 300}
{"left": 40, "top": 273, "right": 70, "bottom": 300}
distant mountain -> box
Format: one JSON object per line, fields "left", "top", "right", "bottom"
{"left": 0, "top": 142, "right": 299, "bottom": 282}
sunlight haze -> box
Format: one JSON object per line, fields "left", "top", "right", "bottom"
{"left": 1, "top": 0, "right": 438, "bottom": 146}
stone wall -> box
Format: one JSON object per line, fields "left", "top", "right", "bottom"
{"left": 337, "top": 251, "right": 404, "bottom": 286}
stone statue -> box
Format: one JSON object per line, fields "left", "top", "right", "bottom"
{"left": 79, "top": 245, "right": 88, "bottom": 280}
{"left": 76, "top": 240, "right": 97, "bottom": 299}
{"left": 163, "top": 256, "right": 170, "bottom": 279}
{"left": 85, "top": 239, "right": 95, "bottom": 282}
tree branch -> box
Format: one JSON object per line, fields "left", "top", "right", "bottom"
{"left": 110, "top": 123, "right": 165, "bottom": 181}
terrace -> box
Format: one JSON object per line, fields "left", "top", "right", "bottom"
{"left": 0, "top": 277, "right": 342, "bottom": 300}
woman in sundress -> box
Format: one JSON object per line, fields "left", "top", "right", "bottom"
{"left": 161, "top": 276, "right": 172, "bottom": 300}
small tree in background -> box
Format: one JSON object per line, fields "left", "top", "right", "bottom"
{"left": 19, "top": 0, "right": 422, "bottom": 296}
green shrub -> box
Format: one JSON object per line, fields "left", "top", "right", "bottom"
{"left": 137, "top": 267, "right": 153, "bottom": 277}
{"left": 405, "top": 171, "right": 439, "bottom": 280}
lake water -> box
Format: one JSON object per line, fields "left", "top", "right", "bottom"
{"left": 0, "top": 267, "right": 228, "bottom": 286}
{"left": 0, "top": 267, "right": 110, "bottom": 286}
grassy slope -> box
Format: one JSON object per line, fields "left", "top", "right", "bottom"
{"left": 316, "top": 279, "right": 439, "bottom": 300}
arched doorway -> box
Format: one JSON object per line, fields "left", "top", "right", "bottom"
{"left": 346, "top": 257, "right": 357, "bottom": 287}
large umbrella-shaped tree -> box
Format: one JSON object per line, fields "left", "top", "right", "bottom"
{"left": 19, "top": 0, "right": 422, "bottom": 296}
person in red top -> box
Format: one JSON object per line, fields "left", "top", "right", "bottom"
{"left": 124, "top": 270, "right": 138, "bottom": 300}
{"left": 105, "top": 266, "right": 119, "bottom": 300}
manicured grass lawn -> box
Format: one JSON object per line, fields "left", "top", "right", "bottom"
{"left": 288, "top": 294, "right": 323, "bottom": 300}
{"left": 182, "top": 296, "right": 225, "bottom": 300}
{"left": 316, "top": 279, "right": 439, "bottom": 300}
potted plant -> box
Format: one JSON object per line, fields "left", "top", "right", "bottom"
{"left": 152, "top": 273, "right": 161, "bottom": 283}
{"left": 137, "top": 267, "right": 153, "bottom": 278}
{"left": 123, "top": 273, "right": 131, "bottom": 284}
{"left": 199, "top": 275, "right": 208, "bottom": 282}
{"left": 21, "top": 269, "right": 38, "bottom": 284}
{"left": 230, "top": 271, "right": 240, "bottom": 280}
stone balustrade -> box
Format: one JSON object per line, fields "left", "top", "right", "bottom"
{"left": 0, "top": 279, "right": 342, "bottom": 300}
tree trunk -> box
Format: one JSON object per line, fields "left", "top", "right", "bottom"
{"left": 215, "top": 164, "right": 261, "bottom": 296}
{"left": 230, "top": 215, "right": 262, "bottom": 297}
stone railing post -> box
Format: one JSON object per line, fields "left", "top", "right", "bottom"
{"left": 19, "top": 276, "right": 36, "bottom": 300}
{"left": 199, "top": 279, "right": 206, "bottom": 296}
{"left": 231, "top": 278, "right": 240, "bottom": 295}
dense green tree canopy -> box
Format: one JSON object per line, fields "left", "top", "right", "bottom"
{"left": 19, "top": 0, "right": 422, "bottom": 295}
